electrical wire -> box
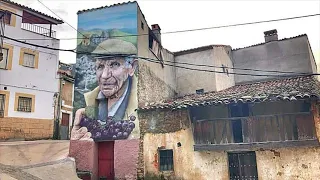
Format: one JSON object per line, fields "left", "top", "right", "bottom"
{"left": 2, "top": 34, "right": 318, "bottom": 77}
{"left": 36, "top": 0, "right": 110, "bottom": 53}
{"left": 5, "top": 11, "right": 319, "bottom": 41}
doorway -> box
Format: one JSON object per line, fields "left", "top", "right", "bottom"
{"left": 98, "top": 141, "right": 115, "bottom": 180}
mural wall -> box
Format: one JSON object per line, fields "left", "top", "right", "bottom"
{"left": 72, "top": 3, "right": 139, "bottom": 141}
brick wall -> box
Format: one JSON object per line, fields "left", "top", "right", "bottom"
{"left": 0, "top": 117, "right": 53, "bottom": 140}
{"left": 137, "top": 109, "right": 190, "bottom": 179}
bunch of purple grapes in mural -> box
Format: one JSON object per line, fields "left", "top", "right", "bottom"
{"left": 79, "top": 115, "right": 136, "bottom": 141}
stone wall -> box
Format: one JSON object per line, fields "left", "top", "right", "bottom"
{"left": 0, "top": 117, "right": 53, "bottom": 140}
{"left": 137, "top": 109, "right": 190, "bottom": 179}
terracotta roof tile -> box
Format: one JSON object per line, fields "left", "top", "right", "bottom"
{"left": 139, "top": 76, "right": 320, "bottom": 111}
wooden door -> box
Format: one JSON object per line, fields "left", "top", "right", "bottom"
{"left": 98, "top": 141, "right": 115, "bottom": 180}
{"left": 60, "top": 112, "right": 70, "bottom": 140}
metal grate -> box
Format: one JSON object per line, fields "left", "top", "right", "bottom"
{"left": 0, "top": 94, "right": 5, "bottom": 117}
{"left": 228, "top": 152, "right": 258, "bottom": 180}
{"left": 159, "top": 149, "right": 174, "bottom": 171}
{"left": 17, "top": 97, "right": 32, "bottom": 112}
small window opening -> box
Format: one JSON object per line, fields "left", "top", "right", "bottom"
{"left": 159, "top": 149, "right": 173, "bottom": 171}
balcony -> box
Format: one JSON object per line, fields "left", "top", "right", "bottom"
{"left": 193, "top": 112, "right": 319, "bottom": 151}
{"left": 21, "top": 23, "right": 56, "bottom": 38}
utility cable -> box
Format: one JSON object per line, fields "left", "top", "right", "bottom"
{"left": 36, "top": 0, "right": 111, "bottom": 53}
{"left": 6, "top": 10, "right": 320, "bottom": 41}
{"left": 2, "top": 34, "right": 318, "bottom": 77}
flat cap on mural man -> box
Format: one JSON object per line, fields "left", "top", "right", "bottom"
{"left": 71, "top": 38, "right": 139, "bottom": 141}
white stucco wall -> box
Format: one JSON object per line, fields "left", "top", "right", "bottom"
{"left": 0, "top": 3, "right": 60, "bottom": 120}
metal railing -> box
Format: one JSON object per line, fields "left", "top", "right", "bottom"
{"left": 193, "top": 112, "right": 316, "bottom": 145}
{"left": 21, "top": 23, "right": 56, "bottom": 38}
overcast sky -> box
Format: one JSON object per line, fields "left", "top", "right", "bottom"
{"left": 17, "top": 0, "right": 320, "bottom": 65}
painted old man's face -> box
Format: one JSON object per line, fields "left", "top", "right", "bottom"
{"left": 95, "top": 57, "right": 136, "bottom": 97}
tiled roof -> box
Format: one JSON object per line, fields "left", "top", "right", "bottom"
{"left": 2, "top": 0, "right": 63, "bottom": 24}
{"left": 174, "top": 44, "right": 231, "bottom": 56}
{"left": 232, "top": 34, "right": 307, "bottom": 51}
{"left": 139, "top": 76, "right": 320, "bottom": 111}
{"left": 77, "top": 1, "right": 136, "bottom": 14}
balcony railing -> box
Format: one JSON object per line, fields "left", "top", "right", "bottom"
{"left": 193, "top": 112, "right": 317, "bottom": 147}
{"left": 21, "top": 23, "right": 56, "bottom": 38}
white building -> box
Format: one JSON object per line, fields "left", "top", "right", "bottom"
{"left": 0, "top": 0, "right": 63, "bottom": 140}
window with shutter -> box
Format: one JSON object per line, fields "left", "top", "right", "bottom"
{"left": 23, "top": 53, "right": 35, "bottom": 67}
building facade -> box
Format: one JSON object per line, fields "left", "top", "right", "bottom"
{"left": 0, "top": 0, "right": 63, "bottom": 140}
{"left": 57, "top": 62, "right": 75, "bottom": 140}
{"left": 69, "top": 1, "right": 320, "bottom": 180}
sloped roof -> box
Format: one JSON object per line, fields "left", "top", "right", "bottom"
{"left": 174, "top": 44, "right": 231, "bottom": 56}
{"left": 139, "top": 76, "right": 320, "bottom": 111}
{"left": 2, "top": 0, "right": 63, "bottom": 24}
{"left": 77, "top": 1, "right": 136, "bottom": 14}
{"left": 232, "top": 34, "right": 307, "bottom": 51}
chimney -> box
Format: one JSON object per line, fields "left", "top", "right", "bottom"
{"left": 151, "top": 24, "right": 161, "bottom": 44}
{"left": 264, "top": 29, "right": 278, "bottom": 42}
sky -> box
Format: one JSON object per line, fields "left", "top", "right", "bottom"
{"left": 16, "top": 0, "right": 320, "bottom": 65}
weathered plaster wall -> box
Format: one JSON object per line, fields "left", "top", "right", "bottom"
{"left": 256, "top": 147, "right": 320, "bottom": 180}
{"left": 311, "top": 103, "right": 320, "bottom": 142}
{"left": 114, "top": 139, "right": 140, "bottom": 179}
{"left": 139, "top": 107, "right": 320, "bottom": 180}
{"left": 175, "top": 49, "right": 216, "bottom": 96}
{"left": 69, "top": 140, "right": 98, "bottom": 180}
{"left": 143, "top": 129, "right": 229, "bottom": 180}
{"left": 232, "top": 36, "right": 316, "bottom": 84}
{"left": 137, "top": 6, "right": 176, "bottom": 105}
{"left": 213, "top": 46, "right": 235, "bottom": 91}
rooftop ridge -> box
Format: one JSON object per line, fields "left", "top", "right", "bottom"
{"left": 77, "top": 1, "right": 137, "bottom": 14}
{"left": 232, "top": 34, "right": 307, "bottom": 51}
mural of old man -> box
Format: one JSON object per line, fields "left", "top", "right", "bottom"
{"left": 71, "top": 38, "right": 139, "bottom": 141}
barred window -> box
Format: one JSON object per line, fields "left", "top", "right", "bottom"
{"left": 17, "top": 97, "right": 32, "bottom": 112}
{"left": 0, "top": 48, "right": 8, "bottom": 69}
{"left": 23, "top": 53, "right": 35, "bottom": 67}
{"left": 0, "top": 94, "right": 5, "bottom": 117}
{"left": 159, "top": 149, "right": 174, "bottom": 171}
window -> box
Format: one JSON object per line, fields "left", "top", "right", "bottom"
{"left": 4, "top": 12, "right": 12, "bottom": 25}
{"left": 0, "top": 48, "right": 9, "bottom": 69}
{"left": 0, "top": 94, "right": 5, "bottom": 117}
{"left": 17, "top": 97, "right": 32, "bottom": 112}
{"left": 23, "top": 53, "right": 35, "bottom": 67}
{"left": 159, "top": 149, "right": 174, "bottom": 171}
{"left": 228, "top": 152, "right": 258, "bottom": 180}
{"left": 19, "top": 48, "right": 39, "bottom": 69}
{"left": 141, "top": 21, "right": 144, "bottom": 30}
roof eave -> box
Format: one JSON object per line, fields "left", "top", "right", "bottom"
{"left": 24, "top": 10, "right": 63, "bottom": 25}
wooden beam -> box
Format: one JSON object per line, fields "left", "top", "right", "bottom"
{"left": 194, "top": 139, "right": 320, "bottom": 151}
